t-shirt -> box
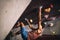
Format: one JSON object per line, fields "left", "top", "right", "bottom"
{"left": 20, "top": 26, "right": 28, "bottom": 40}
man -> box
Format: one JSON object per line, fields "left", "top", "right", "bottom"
{"left": 27, "top": 22, "right": 42, "bottom": 40}
{"left": 17, "top": 22, "right": 28, "bottom": 40}
{"left": 17, "top": 6, "right": 43, "bottom": 40}
{"left": 27, "top": 6, "right": 43, "bottom": 40}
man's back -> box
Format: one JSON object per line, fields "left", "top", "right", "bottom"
{"left": 28, "top": 30, "right": 41, "bottom": 40}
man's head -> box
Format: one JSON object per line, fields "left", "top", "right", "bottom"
{"left": 16, "top": 22, "right": 20, "bottom": 27}
{"left": 17, "top": 22, "right": 25, "bottom": 27}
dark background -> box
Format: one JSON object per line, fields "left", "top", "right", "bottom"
{"left": 17, "top": 0, "right": 60, "bottom": 25}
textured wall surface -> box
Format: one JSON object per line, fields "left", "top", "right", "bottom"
{"left": 0, "top": 0, "right": 31, "bottom": 40}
